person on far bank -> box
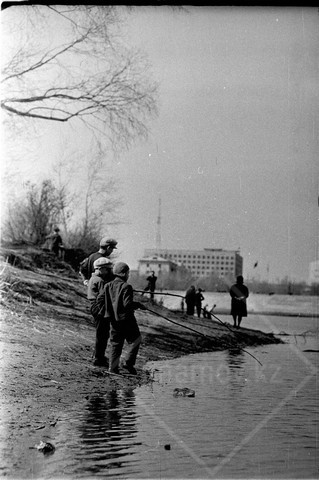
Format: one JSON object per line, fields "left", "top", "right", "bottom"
{"left": 142, "top": 270, "right": 157, "bottom": 300}
{"left": 185, "top": 285, "right": 196, "bottom": 316}
{"left": 97, "top": 262, "right": 146, "bottom": 375}
{"left": 229, "top": 275, "right": 249, "bottom": 328}
{"left": 87, "top": 257, "right": 114, "bottom": 367}
{"left": 203, "top": 304, "right": 212, "bottom": 319}
{"left": 195, "top": 288, "right": 205, "bottom": 318}
{"left": 80, "top": 237, "right": 118, "bottom": 286}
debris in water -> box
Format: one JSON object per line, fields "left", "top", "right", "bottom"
{"left": 164, "top": 444, "right": 171, "bottom": 450}
{"left": 173, "top": 387, "right": 195, "bottom": 397}
{"left": 35, "top": 441, "right": 55, "bottom": 454}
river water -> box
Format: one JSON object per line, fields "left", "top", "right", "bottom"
{"left": 28, "top": 312, "right": 318, "bottom": 479}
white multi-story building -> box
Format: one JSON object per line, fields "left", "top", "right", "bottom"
{"left": 143, "top": 248, "right": 243, "bottom": 280}
{"left": 138, "top": 255, "right": 177, "bottom": 276}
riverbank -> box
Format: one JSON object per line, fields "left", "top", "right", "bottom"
{"left": 159, "top": 290, "right": 318, "bottom": 318}
{"left": 0, "top": 246, "right": 284, "bottom": 473}
{"left": 0, "top": 246, "right": 282, "bottom": 369}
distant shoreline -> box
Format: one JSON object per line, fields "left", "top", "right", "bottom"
{"left": 170, "top": 309, "right": 318, "bottom": 319}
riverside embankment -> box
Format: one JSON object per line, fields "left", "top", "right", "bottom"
{"left": 0, "top": 245, "right": 293, "bottom": 477}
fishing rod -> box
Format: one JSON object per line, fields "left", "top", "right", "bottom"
{"left": 134, "top": 290, "right": 184, "bottom": 299}
{"left": 145, "top": 306, "right": 212, "bottom": 339}
{"left": 135, "top": 289, "right": 245, "bottom": 338}
{"left": 143, "top": 305, "right": 262, "bottom": 367}
{"left": 135, "top": 290, "right": 262, "bottom": 365}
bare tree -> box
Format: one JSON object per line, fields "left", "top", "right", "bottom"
{"left": 49, "top": 140, "right": 122, "bottom": 252}
{"left": 72, "top": 146, "right": 123, "bottom": 251}
{"left": 3, "top": 180, "right": 63, "bottom": 245}
{"left": 1, "top": 5, "right": 158, "bottom": 149}
{"left": 51, "top": 149, "right": 78, "bottom": 237}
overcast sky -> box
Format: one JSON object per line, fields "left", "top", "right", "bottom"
{"left": 2, "top": 6, "right": 319, "bottom": 283}
{"left": 107, "top": 6, "right": 318, "bottom": 283}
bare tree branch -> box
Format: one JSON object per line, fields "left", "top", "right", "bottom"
{"left": 1, "top": 5, "right": 158, "bottom": 149}
{"left": 1, "top": 34, "right": 89, "bottom": 83}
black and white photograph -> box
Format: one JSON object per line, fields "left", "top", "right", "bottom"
{"left": 1, "top": 4, "right": 318, "bottom": 479}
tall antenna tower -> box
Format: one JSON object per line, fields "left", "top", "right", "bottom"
{"left": 156, "top": 196, "right": 162, "bottom": 250}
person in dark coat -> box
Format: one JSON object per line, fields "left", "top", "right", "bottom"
{"left": 87, "top": 257, "right": 114, "bottom": 367}
{"left": 46, "top": 227, "right": 63, "bottom": 257}
{"left": 142, "top": 271, "right": 157, "bottom": 300}
{"left": 96, "top": 262, "right": 146, "bottom": 375}
{"left": 185, "top": 285, "right": 196, "bottom": 315}
{"left": 229, "top": 275, "right": 249, "bottom": 328}
{"left": 195, "top": 288, "right": 205, "bottom": 318}
{"left": 80, "top": 237, "right": 117, "bottom": 285}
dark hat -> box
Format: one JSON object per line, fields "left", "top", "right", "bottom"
{"left": 113, "top": 262, "right": 129, "bottom": 277}
{"left": 100, "top": 237, "right": 118, "bottom": 248}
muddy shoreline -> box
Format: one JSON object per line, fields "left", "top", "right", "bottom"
{"left": 0, "top": 247, "right": 283, "bottom": 475}
{"left": 0, "top": 298, "right": 282, "bottom": 463}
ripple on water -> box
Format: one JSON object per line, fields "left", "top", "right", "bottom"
{"left": 2, "top": 317, "right": 318, "bottom": 478}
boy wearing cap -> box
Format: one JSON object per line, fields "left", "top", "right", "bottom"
{"left": 80, "top": 237, "right": 118, "bottom": 285}
{"left": 88, "top": 257, "right": 114, "bottom": 367}
{"left": 96, "top": 262, "right": 145, "bottom": 375}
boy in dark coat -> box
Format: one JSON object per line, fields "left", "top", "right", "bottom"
{"left": 96, "top": 262, "right": 145, "bottom": 375}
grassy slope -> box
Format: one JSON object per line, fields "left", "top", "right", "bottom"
{"left": 1, "top": 245, "right": 282, "bottom": 363}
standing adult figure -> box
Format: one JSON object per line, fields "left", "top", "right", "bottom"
{"left": 80, "top": 237, "right": 118, "bottom": 285}
{"left": 229, "top": 275, "right": 249, "bottom": 328}
{"left": 185, "top": 285, "right": 196, "bottom": 316}
{"left": 143, "top": 271, "right": 157, "bottom": 300}
{"left": 195, "top": 288, "right": 205, "bottom": 318}
{"left": 46, "top": 227, "right": 64, "bottom": 258}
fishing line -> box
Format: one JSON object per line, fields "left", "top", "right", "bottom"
{"left": 142, "top": 305, "right": 263, "bottom": 367}
{"left": 144, "top": 306, "right": 211, "bottom": 338}
{"left": 135, "top": 289, "right": 247, "bottom": 336}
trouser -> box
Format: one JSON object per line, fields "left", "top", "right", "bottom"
{"left": 186, "top": 303, "right": 194, "bottom": 315}
{"left": 196, "top": 304, "right": 201, "bottom": 317}
{"left": 142, "top": 286, "right": 154, "bottom": 299}
{"left": 94, "top": 316, "right": 110, "bottom": 360}
{"left": 109, "top": 321, "right": 141, "bottom": 372}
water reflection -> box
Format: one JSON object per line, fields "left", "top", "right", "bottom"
{"left": 74, "top": 389, "right": 142, "bottom": 476}
{"left": 225, "top": 348, "right": 247, "bottom": 398}
{"left": 227, "top": 348, "right": 245, "bottom": 369}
